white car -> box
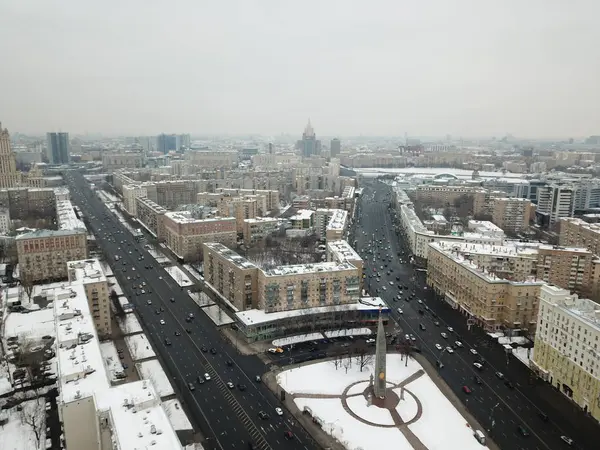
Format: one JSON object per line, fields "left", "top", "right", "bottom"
{"left": 397, "top": 308, "right": 403, "bottom": 314}
{"left": 160, "top": 319, "right": 165, "bottom": 325}
{"left": 447, "top": 326, "right": 454, "bottom": 332}
{"left": 389, "top": 281, "right": 394, "bottom": 286}
{"left": 470, "top": 348, "right": 478, "bottom": 355}
{"left": 267, "top": 348, "right": 278, "bottom": 354}
{"left": 455, "top": 341, "right": 463, "bottom": 347}
{"left": 560, "top": 436, "right": 574, "bottom": 446}
{"left": 366, "top": 338, "right": 376, "bottom": 344}
{"left": 275, "top": 407, "right": 283, "bottom": 416}
{"left": 417, "top": 299, "right": 423, "bottom": 304}
{"left": 440, "top": 332, "right": 448, "bottom": 339}
{"left": 473, "top": 362, "right": 483, "bottom": 370}
{"left": 446, "top": 346, "right": 454, "bottom": 354}
{"left": 204, "top": 373, "right": 211, "bottom": 381}
{"left": 226, "top": 381, "right": 234, "bottom": 389}
{"left": 435, "top": 344, "right": 443, "bottom": 351}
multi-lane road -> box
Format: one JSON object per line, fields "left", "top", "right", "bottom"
{"left": 356, "top": 179, "right": 598, "bottom": 450}
{"left": 65, "top": 171, "right": 318, "bottom": 450}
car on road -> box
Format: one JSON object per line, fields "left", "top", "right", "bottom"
{"left": 419, "top": 323, "right": 426, "bottom": 331}
{"left": 226, "top": 382, "right": 234, "bottom": 389}
{"left": 159, "top": 319, "right": 165, "bottom": 325}
{"left": 275, "top": 407, "right": 283, "bottom": 416}
{"left": 226, "top": 360, "right": 233, "bottom": 367}
{"left": 397, "top": 308, "right": 403, "bottom": 314}
{"left": 473, "top": 362, "right": 484, "bottom": 370}
{"left": 366, "top": 338, "right": 376, "bottom": 344}
{"left": 258, "top": 411, "right": 269, "bottom": 420}
{"left": 474, "top": 376, "right": 482, "bottom": 384}
{"left": 201, "top": 346, "right": 207, "bottom": 352}
{"left": 238, "top": 384, "right": 247, "bottom": 391}
{"left": 440, "top": 332, "right": 448, "bottom": 339}
{"left": 445, "top": 346, "right": 454, "bottom": 354}
{"left": 447, "top": 326, "right": 454, "bottom": 332}
{"left": 560, "top": 436, "right": 574, "bottom": 446}
{"left": 504, "top": 380, "right": 514, "bottom": 389}
{"left": 470, "top": 348, "right": 478, "bottom": 355}
{"left": 454, "top": 341, "right": 463, "bottom": 347}
{"left": 435, "top": 344, "right": 443, "bottom": 351}
{"left": 174, "top": 331, "right": 181, "bottom": 336}
{"left": 462, "top": 385, "right": 471, "bottom": 394}
{"left": 164, "top": 338, "right": 171, "bottom": 346}
{"left": 417, "top": 299, "right": 422, "bottom": 304}
{"left": 197, "top": 376, "right": 205, "bottom": 384}
{"left": 210, "top": 348, "right": 217, "bottom": 354}
{"left": 188, "top": 383, "right": 195, "bottom": 391}
{"left": 433, "top": 321, "right": 440, "bottom": 326}
{"left": 255, "top": 375, "right": 261, "bottom": 382}
{"left": 170, "top": 297, "right": 175, "bottom": 303}
{"left": 517, "top": 425, "right": 530, "bottom": 437}
{"left": 389, "top": 281, "right": 393, "bottom": 286}
{"left": 204, "top": 373, "right": 211, "bottom": 381}
{"left": 495, "top": 371, "right": 504, "bottom": 379}
{"left": 146, "top": 299, "right": 152, "bottom": 305}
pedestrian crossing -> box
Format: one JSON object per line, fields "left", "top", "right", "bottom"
{"left": 205, "top": 365, "right": 272, "bottom": 450}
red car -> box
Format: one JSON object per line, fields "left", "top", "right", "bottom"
{"left": 462, "top": 385, "right": 472, "bottom": 394}
{"left": 284, "top": 431, "right": 294, "bottom": 440}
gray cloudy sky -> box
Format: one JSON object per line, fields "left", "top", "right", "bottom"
{"left": 1, "top": 1, "right": 598, "bottom": 138}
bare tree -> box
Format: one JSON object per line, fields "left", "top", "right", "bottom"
{"left": 342, "top": 354, "right": 352, "bottom": 374}
{"left": 21, "top": 275, "right": 35, "bottom": 302}
{"left": 352, "top": 341, "right": 374, "bottom": 373}
{"left": 20, "top": 396, "right": 45, "bottom": 448}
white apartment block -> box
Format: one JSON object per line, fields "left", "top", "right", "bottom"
{"left": 122, "top": 184, "right": 147, "bottom": 216}
{"left": 0, "top": 206, "right": 10, "bottom": 234}
{"left": 531, "top": 285, "right": 600, "bottom": 421}
{"left": 537, "top": 185, "right": 575, "bottom": 226}
{"left": 315, "top": 208, "right": 348, "bottom": 240}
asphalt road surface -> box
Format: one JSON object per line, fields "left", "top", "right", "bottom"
{"left": 355, "top": 179, "right": 598, "bottom": 450}
{"left": 65, "top": 171, "right": 318, "bottom": 450}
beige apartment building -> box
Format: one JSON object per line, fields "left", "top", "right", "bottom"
{"left": 122, "top": 184, "right": 147, "bottom": 216}
{"left": 560, "top": 217, "right": 600, "bottom": 256}
{"left": 531, "top": 285, "right": 600, "bottom": 421}
{"left": 135, "top": 196, "right": 167, "bottom": 239}
{"left": 327, "top": 240, "right": 364, "bottom": 291}
{"left": 203, "top": 242, "right": 259, "bottom": 310}
{"left": 536, "top": 246, "right": 597, "bottom": 299}
{"left": 185, "top": 150, "right": 239, "bottom": 169}
{"left": 0, "top": 187, "right": 56, "bottom": 220}
{"left": 17, "top": 229, "right": 88, "bottom": 282}
{"left": 242, "top": 217, "right": 281, "bottom": 246}
{"left": 102, "top": 152, "right": 144, "bottom": 171}
{"left": 218, "top": 188, "right": 280, "bottom": 213}
{"left": 415, "top": 185, "right": 487, "bottom": 207}
{"left": 162, "top": 211, "right": 236, "bottom": 262}
{"left": 218, "top": 196, "right": 258, "bottom": 233}
{"left": 67, "top": 259, "right": 111, "bottom": 337}
{"left": 427, "top": 241, "right": 544, "bottom": 333}
{"left": 491, "top": 197, "right": 532, "bottom": 233}
{"left": 258, "top": 261, "right": 361, "bottom": 312}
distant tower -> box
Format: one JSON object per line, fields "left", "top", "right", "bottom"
{"left": 373, "top": 308, "right": 387, "bottom": 399}
{"left": 268, "top": 143, "right": 273, "bottom": 154}
{"left": 330, "top": 138, "right": 341, "bottom": 157}
{"left": 298, "top": 120, "right": 321, "bottom": 158}
{"left": 46, "top": 132, "right": 70, "bottom": 164}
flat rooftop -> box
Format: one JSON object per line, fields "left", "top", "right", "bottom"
{"left": 204, "top": 242, "right": 257, "bottom": 269}
{"left": 56, "top": 199, "right": 86, "bottom": 231}
{"left": 164, "top": 211, "right": 234, "bottom": 224}
{"left": 289, "top": 209, "right": 314, "bottom": 221}
{"left": 263, "top": 261, "right": 357, "bottom": 277}
{"left": 236, "top": 297, "right": 388, "bottom": 326}
{"left": 15, "top": 228, "right": 85, "bottom": 240}
{"left": 327, "top": 240, "right": 362, "bottom": 262}
{"left": 67, "top": 259, "right": 107, "bottom": 284}
{"left": 244, "top": 217, "right": 280, "bottom": 224}
{"left": 327, "top": 209, "right": 348, "bottom": 231}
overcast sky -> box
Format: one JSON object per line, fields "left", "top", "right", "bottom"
{"left": 1, "top": 1, "right": 598, "bottom": 138}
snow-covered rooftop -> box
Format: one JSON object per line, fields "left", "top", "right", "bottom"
{"left": 326, "top": 209, "right": 348, "bottom": 231}
{"left": 327, "top": 240, "right": 362, "bottom": 263}
{"left": 56, "top": 199, "right": 86, "bottom": 231}
{"left": 203, "top": 242, "right": 257, "bottom": 269}
{"left": 263, "top": 261, "right": 356, "bottom": 277}
{"left": 289, "top": 209, "right": 314, "bottom": 221}
{"left": 67, "top": 259, "right": 107, "bottom": 284}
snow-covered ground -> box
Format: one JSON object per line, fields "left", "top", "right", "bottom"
{"left": 125, "top": 334, "right": 156, "bottom": 361}
{"left": 136, "top": 360, "right": 174, "bottom": 398}
{"left": 4, "top": 308, "right": 55, "bottom": 341}
{"left": 272, "top": 332, "right": 324, "bottom": 347}
{"left": 202, "top": 305, "right": 235, "bottom": 326}
{"left": 324, "top": 328, "right": 372, "bottom": 338}
{"left": 100, "top": 261, "right": 114, "bottom": 277}
{"left": 498, "top": 336, "right": 528, "bottom": 345}
{"left": 512, "top": 347, "right": 532, "bottom": 367}
{"left": 147, "top": 248, "right": 171, "bottom": 265}
{"left": 278, "top": 354, "right": 489, "bottom": 450}
{"left": 163, "top": 399, "right": 194, "bottom": 431}
{"left": 164, "top": 265, "right": 194, "bottom": 287}
{"left": 189, "top": 291, "right": 215, "bottom": 308}
{"left": 116, "top": 313, "right": 143, "bottom": 335}
{"left": 99, "top": 342, "right": 125, "bottom": 382}
{"left": 0, "top": 374, "right": 12, "bottom": 396}
{"left": 0, "top": 398, "right": 47, "bottom": 450}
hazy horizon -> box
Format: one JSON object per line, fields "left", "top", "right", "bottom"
{"left": 1, "top": 1, "right": 599, "bottom": 138}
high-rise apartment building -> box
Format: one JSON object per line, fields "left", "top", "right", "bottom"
{"left": 560, "top": 217, "right": 600, "bottom": 255}
{"left": 67, "top": 259, "right": 112, "bottom": 338}
{"left": 297, "top": 120, "right": 321, "bottom": 158}
{"left": 46, "top": 132, "right": 70, "bottom": 164}
{"left": 156, "top": 133, "right": 177, "bottom": 154}
{"left": 536, "top": 185, "right": 575, "bottom": 226}
{"left": 491, "top": 197, "right": 532, "bottom": 233}
{"left": 0, "top": 123, "right": 22, "bottom": 188}
{"left": 330, "top": 138, "right": 341, "bottom": 157}
{"left": 531, "top": 285, "right": 600, "bottom": 421}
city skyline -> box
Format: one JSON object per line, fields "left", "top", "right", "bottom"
{"left": 1, "top": 1, "right": 599, "bottom": 137}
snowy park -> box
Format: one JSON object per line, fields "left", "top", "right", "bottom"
{"left": 277, "top": 354, "right": 489, "bottom": 450}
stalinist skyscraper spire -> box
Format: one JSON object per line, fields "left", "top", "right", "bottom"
{"left": 0, "top": 123, "right": 22, "bottom": 188}
{"left": 373, "top": 308, "right": 387, "bottom": 399}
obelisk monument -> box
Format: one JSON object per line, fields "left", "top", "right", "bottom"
{"left": 373, "top": 308, "right": 387, "bottom": 399}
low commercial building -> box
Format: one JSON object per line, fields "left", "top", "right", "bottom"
{"left": 67, "top": 259, "right": 111, "bottom": 338}
{"left": 162, "top": 211, "right": 236, "bottom": 262}
{"left": 203, "top": 242, "right": 258, "bottom": 310}
{"left": 287, "top": 209, "right": 314, "bottom": 237}
{"left": 16, "top": 229, "right": 88, "bottom": 282}
{"left": 235, "top": 297, "right": 390, "bottom": 342}
{"left": 242, "top": 217, "right": 282, "bottom": 246}
{"left": 530, "top": 285, "right": 600, "bottom": 421}
{"left": 56, "top": 199, "right": 86, "bottom": 231}
{"left": 427, "top": 240, "right": 545, "bottom": 333}
{"left": 258, "top": 261, "right": 361, "bottom": 312}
